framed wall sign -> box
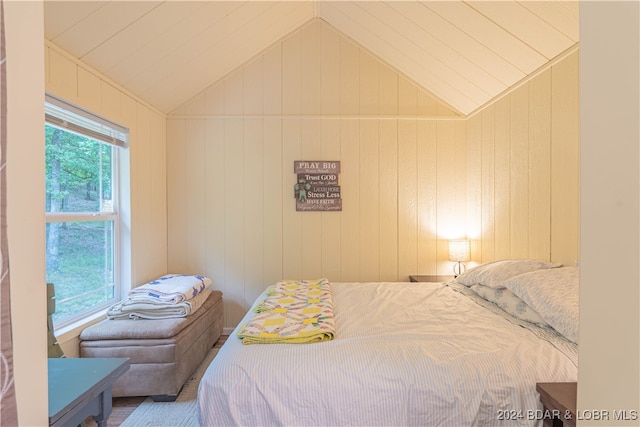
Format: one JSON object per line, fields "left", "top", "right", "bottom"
{"left": 294, "top": 161, "right": 342, "bottom": 211}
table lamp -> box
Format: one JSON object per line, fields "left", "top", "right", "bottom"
{"left": 449, "top": 240, "right": 470, "bottom": 277}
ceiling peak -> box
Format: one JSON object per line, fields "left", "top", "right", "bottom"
{"left": 44, "top": 1, "right": 578, "bottom": 114}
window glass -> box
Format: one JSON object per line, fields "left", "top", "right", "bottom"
{"left": 45, "top": 220, "right": 115, "bottom": 322}
{"left": 45, "top": 125, "right": 114, "bottom": 214}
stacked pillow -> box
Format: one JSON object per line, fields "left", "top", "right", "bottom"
{"left": 467, "top": 285, "right": 549, "bottom": 326}
{"left": 455, "top": 259, "right": 579, "bottom": 343}
{"left": 455, "top": 259, "right": 562, "bottom": 288}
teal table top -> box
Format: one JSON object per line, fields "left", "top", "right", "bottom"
{"left": 48, "top": 357, "right": 130, "bottom": 426}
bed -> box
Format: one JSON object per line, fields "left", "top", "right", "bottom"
{"left": 197, "top": 260, "right": 579, "bottom": 427}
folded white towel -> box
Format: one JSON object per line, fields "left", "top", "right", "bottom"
{"left": 108, "top": 288, "right": 212, "bottom": 320}
{"left": 128, "top": 274, "right": 212, "bottom": 303}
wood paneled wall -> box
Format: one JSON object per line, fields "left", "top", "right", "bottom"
{"left": 168, "top": 20, "right": 467, "bottom": 326}
{"left": 45, "top": 41, "right": 168, "bottom": 303}
{"left": 466, "top": 49, "right": 579, "bottom": 267}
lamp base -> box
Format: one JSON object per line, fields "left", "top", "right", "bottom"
{"left": 452, "top": 262, "right": 466, "bottom": 278}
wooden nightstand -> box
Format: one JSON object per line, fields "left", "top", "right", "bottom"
{"left": 409, "top": 275, "right": 455, "bottom": 283}
{"left": 536, "top": 382, "right": 576, "bottom": 427}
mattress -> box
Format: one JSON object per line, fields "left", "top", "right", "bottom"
{"left": 197, "top": 281, "right": 577, "bottom": 426}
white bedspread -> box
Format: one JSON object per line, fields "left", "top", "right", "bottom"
{"left": 197, "top": 281, "right": 577, "bottom": 427}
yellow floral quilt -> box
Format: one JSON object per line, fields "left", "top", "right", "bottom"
{"left": 237, "top": 278, "right": 335, "bottom": 344}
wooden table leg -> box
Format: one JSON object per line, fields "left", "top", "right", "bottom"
{"left": 93, "top": 387, "right": 113, "bottom": 427}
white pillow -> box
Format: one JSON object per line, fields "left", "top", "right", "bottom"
{"left": 470, "top": 284, "right": 548, "bottom": 326}
{"left": 503, "top": 267, "right": 579, "bottom": 343}
{"left": 455, "top": 259, "right": 561, "bottom": 289}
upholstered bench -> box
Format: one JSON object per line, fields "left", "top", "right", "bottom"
{"left": 79, "top": 290, "right": 223, "bottom": 402}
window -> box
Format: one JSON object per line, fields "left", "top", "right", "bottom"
{"left": 45, "top": 94, "right": 129, "bottom": 327}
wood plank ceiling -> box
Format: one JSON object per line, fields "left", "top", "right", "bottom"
{"left": 44, "top": 1, "right": 579, "bottom": 116}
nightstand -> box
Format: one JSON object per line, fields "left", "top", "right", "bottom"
{"left": 409, "top": 275, "right": 455, "bottom": 283}
{"left": 536, "top": 382, "right": 576, "bottom": 427}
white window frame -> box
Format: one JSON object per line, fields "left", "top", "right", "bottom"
{"left": 45, "top": 94, "right": 129, "bottom": 329}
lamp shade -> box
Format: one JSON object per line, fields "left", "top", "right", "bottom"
{"left": 449, "top": 240, "right": 470, "bottom": 262}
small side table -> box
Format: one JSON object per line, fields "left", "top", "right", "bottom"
{"left": 49, "top": 357, "right": 130, "bottom": 427}
{"left": 409, "top": 275, "right": 455, "bottom": 283}
{"left": 536, "top": 382, "right": 577, "bottom": 427}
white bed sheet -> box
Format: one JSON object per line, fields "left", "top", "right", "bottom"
{"left": 197, "top": 281, "right": 577, "bottom": 427}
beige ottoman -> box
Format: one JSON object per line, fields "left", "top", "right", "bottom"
{"left": 79, "top": 290, "right": 223, "bottom": 402}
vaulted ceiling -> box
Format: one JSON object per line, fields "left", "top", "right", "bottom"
{"left": 44, "top": 1, "right": 579, "bottom": 116}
